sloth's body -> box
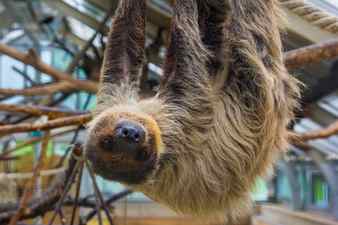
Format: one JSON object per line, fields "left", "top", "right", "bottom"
{"left": 85, "top": 0, "right": 299, "bottom": 224}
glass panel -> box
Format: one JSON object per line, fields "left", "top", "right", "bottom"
{"left": 251, "top": 178, "right": 268, "bottom": 201}
{"left": 51, "top": 48, "right": 73, "bottom": 71}
{"left": 308, "top": 0, "right": 338, "bottom": 15}
{"left": 62, "top": 0, "right": 105, "bottom": 21}
{"left": 312, "top": 174, "right": 330, "bottom": 208}
{"left": 0, "top": 55, "right": 24, "bottom": 89}
{"left": 67, "top": 17, "right": 102, "bottom": 46}
{"left": 276, "top": 171, "right": 292, "bottom": 201}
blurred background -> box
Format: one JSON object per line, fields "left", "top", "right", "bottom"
{"left": 0, "top": 0, "right": 338, "bottom": 225}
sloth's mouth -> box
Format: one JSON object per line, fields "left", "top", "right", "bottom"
{"left": 85, "top": 144, "right": 158, "bottom": 185}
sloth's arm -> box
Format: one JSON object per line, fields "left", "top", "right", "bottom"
{"left": 99, "top": 0, "right": 145, "bottom": 89}
{"left": 160, "top": 0, "right": 214, "bottom": 132}
{"left": 197, "top": 0, "right": 229, "bottom": 78}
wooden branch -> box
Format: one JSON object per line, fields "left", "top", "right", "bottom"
{"left": 9, "top": 93, "right": 74, "bottom": 125}
{"left": 0, "top": 128, "right": 77, "bottom": 157}
{"left": 0, "top": 82, "right": 75, "bottom": 96}
{"left": 0, "top": 103, "right": 87, "bottom": 119}
{"left": 0, "top": 44, "right": 98, "bottom": 93}
{"left": 293, "top": 119, "right": 338, "bottom": 142}
{"left": 0, "top": 114, "right": 92, "bottom": 136}
{"left": 0, "top": 145, "right": 82, "bottom": 224}
{"left": 9, "top": 131, "right": 50, "bottom": 225}
{"left": 287, "top": 119, "right": 338, "bottom": 153}
{"left": 284, "top": 38, "right": 338, "bottom": 70}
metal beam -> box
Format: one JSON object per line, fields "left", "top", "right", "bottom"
{"left": 306, "top": 103, "right": 337, "bottom": 127}
{"left": 86, "top": 0, "right": 171, "bottom": 29}
{"left": 82, "top": 2, "right": 336, "bottom": 45}
{"left": 85, "top": 0, "right": 118, "bottom": 13}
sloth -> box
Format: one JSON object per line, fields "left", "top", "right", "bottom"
{"left": 85, "top": 0, "right": 299, "bottom": 224}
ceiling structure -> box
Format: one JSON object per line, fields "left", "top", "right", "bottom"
{"left": 0, "top": 0, "right": 337, "bottom": 156}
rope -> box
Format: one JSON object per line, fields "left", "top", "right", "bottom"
{"left": 280, "top": 0, "right": 338, "bottom": 34}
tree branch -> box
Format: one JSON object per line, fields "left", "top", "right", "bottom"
{"left": 284, "top": 38, "right": 338, "bottom": 70}
{"left": 0, "top": 114, "right": 92, "bottom": 136}
{"left": 0, "top": 82, "right": 75, "bottom": 96}
{"left": 0, "top": 44, "right": 98, "bottom": 93}
{"left": 0, "top": 144, "right": 82, "bottom": 224}
{"left": 9, "top": 131, "right": 50, "bottom": 225}
{"left": 291, "top": 119, "right": 338, "bottom": 142}
{"left": 0, "top": 103, "right": 87, "bottom": 119}
{"left": 0, "top": 128, "right": 78, "bottom": 157}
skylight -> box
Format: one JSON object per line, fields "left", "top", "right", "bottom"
{"left": 325, "top": 0, "right": 338, "bottom": 7}
{"left": 308, "top": 0, "right": 338, "bottom": 15}
{"left": 62, "top": 0, "right": 105, "bottom": 21}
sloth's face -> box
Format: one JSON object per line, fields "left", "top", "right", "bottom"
{"left": 85, "top": 110, "right": 163, "bottom": 185}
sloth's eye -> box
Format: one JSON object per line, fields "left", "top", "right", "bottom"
{"left": 135, "top": 150, "right": 150, "bottom": 161}
{"left": 100, "top": 136, "right": 114, "bottom": 150}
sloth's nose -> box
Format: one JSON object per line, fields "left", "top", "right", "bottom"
{"left": 98, "top": 121, "right": 147, "bottom": 160}
{"left": 115, "top": 121, "right": 145, "bottom": 144}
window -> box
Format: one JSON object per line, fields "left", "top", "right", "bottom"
{"left": 62, "top": 0, "right": 105, "bottom": 21}
{"left": 251, "top": 178, "right": 269, "bottom": 201}
{"left": 308, "top": 0, "right": 338, "bottom": 15}
{"left": 276, "top": 170, "right": 292, "bottom": 202}
{"left": 311, "top": 174, "right": 329, "bottom": 208}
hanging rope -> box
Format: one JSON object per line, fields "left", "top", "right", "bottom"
{"left": 280, "top": 0, "right": 338, "bottom": 34}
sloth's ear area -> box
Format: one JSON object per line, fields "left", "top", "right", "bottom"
{"left": 100, "top": 0, "right": 146, "bottom": 90}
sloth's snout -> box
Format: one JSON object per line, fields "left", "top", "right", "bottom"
{"left": 115, "top": 121, "right": 145, "bottom": 146}
{"left": 86, "top": 116, "right": 158, "bottom": 184}
{"left": 98, "top": 121, "right": 146, "bottom": 158}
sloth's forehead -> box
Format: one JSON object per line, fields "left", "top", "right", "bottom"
{"left": 90, "top": 107, "right": 159, "bottom": 133}
{"left": 96, "top": 109, "right": 154, "bottom": 126}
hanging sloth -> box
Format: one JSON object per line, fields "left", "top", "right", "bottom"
{"left": 85, "top": 0, "right": 299, "bottom": 223}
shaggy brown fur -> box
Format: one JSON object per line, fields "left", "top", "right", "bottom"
{"left": 85, "top": 0, "right": 299, "bottom": 224}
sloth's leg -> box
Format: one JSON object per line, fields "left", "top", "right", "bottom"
{"left": 197, "top": 0, "right": 229, "bottom": 78}
{"left": 100, "top": 0, "right": 146, "bottom": 87}
{"left": 160, "top": 0, "right": 214, "bottom": 132}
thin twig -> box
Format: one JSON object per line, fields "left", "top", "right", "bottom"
{"left": 290, "top": 119, "right": 338, "bottom": 143}
{"left": 66, "top": 4, "right": 115, "bottom": 74}
{"left": 9, "top": 131, "right": 50, "bottom": 225}
{"left": 86, "top": 161, "right": 115, "bottom": 225}
{"left": 0, "top": 128, "right": 76, "bottom": 158}
{"left": 84, "top": 190, "right": 132, "bottom": 223}
{"left": 0, "top": 82, "right": 75, "bottom": 96}
{"left": 70, "top": 162, "right": 84, "bottom": 225}
{"left": 0, "top": 145, "right": 81, "bottom": 224}
{"left": 47, "top": 158, "right": 82, "bottom": 225}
